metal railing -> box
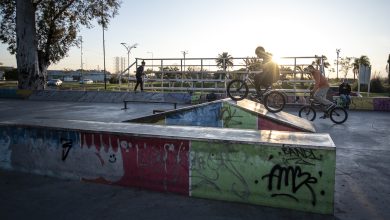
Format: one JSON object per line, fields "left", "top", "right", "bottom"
{"left": 119, "top": 56, "right": 326, "bottom": 95}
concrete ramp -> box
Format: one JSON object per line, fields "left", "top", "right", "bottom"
{"left": 0, "top": 119, "right": 334, "bottom": 214}
{"left": 129, "top": 98, "right": 315, "bottom": 132}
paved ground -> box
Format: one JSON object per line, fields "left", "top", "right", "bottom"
{"left": 0, "top": 98, "right": 389, "bottom": 220}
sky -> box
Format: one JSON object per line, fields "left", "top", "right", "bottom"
{"left": 1, "top": 0, "right": 389, "bottom": 78}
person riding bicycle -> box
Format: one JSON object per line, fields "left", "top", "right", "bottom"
{"left": 339, "top": 78, "right": 351, "bottom": 109}
{"left": 254, "top": 46, "right": 280, "bottom": 92}
{"left": 306, "top": 65, "right": 335, "bottom": 111}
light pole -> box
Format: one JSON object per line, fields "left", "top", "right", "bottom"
{"left": 101, "top": 1, "right": 107, "bottom": 90}
{"left": 120, "top": 43, "right": 138, "bottom": 85}
{"left": 336, "top": 48, "right": 340, "bottom": 79}
{"left": 181, "top": 50, "right": 188, "bottom": 71}
{"left": 147, "top": 51, "right": 154, "bottom": 71}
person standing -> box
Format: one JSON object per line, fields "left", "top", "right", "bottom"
{"left": 307, "top": 65, "right": 335, "bottom": 110}
{"left": 134, "top": 61, "right": 145, "bottom": 92}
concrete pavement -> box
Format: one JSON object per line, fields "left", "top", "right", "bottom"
{"left": 0, "top": 98, "right": 389, "bottom": 220}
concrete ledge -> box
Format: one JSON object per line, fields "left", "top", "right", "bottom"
{"left": 0, "top": 119, "right": 335, "bottom": 214}
{"left": 28, "top": 90, "right": 192, "bottom": 104}
{"left": 0, "top": 89, "right": 32, "bottom": 99}
{"left": 333, "top": 96, "right": 390, "bottom": 111}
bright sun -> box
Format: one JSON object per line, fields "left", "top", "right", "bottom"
{"left": 271, "top": 55, "right": 283, "bottom": 64}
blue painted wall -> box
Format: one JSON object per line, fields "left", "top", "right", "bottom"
{"left": 166, "top": 102, "right": 223, "bottom": 127}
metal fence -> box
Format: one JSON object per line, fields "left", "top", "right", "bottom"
{"left": 122, "top": 56, "right": 326, "bottom": 95}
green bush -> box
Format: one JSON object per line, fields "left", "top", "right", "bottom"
{"left": 109, "top": 75, "right": 128, "bottom": 84}
{"left": 4, "top": 69, "right": 18, "bottom": 80}
{"left": 351, "top": 77, "right": 385, "bottom": 93}
{"left": 370, "top": 77, "right": 385, "bottom": 93}
{"left": 109, "top": 75, "right": 119, "bottom": 84}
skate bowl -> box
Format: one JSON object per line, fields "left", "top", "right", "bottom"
{"left": 0, "top": 117, "right": 334, "bottom": 214}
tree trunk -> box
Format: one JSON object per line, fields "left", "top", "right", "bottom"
{"left": 387, "top": 54, "right": 390, "bottom": 84}
{"left": 16, "top": 0, "right": 46, "bottom": 90}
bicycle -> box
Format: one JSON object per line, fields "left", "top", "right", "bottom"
{"left": 226, "top": 71, "right": 286, "bottom": 113}
{"left": 298, "top": 94, "right": 348, "bottom": 124}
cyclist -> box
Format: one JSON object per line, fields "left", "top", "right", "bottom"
{"left": 254, "top": 46, "right": 280, "bottom": 91}
{"left": 306, "top": 65, "right": 335, "bottom": 111}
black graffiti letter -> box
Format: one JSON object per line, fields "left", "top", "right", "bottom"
{"left": 61, "top": 138, "right": 73, "bottom": 161}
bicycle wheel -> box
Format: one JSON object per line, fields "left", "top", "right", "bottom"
{"left": 298, "top": 106, "right": 316, "bottom": 121}
{"left": 329, "top": 106, "right": 348, "bottom": 124}
{"left": 227, "top": 79, "right": 249, "bottom": 101}
{"left": 263, "top": 91, "right": 286, "bottom": 113}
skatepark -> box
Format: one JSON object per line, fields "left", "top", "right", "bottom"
{"left": 0, "top": 90, "right": 389, "bottom": 220}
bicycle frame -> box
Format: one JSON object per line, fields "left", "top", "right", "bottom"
{"left": 239, "top": 71, "right": 273, "bottom": 97}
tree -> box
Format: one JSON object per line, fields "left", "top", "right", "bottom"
{"left": 312, "top": 55, "right": 330, "bottom": 69}
{"left": 352, "top": 55, "right": 371, "bottom": 80}
{"left": 387, "top": 54, "right": 390, "bottom": 84}
{"left": 0, "top": 0, "right": 121, "bottom": 90}
{"left": 338, "top": 57, "right": 353, "bottom": 79}
{"left": 215, "top": 52, "right": 233, "bottom": 71}
{"left": 243, "top": 57, "right": 262, "bottom": 71}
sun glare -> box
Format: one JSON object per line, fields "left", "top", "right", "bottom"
{"left": 271, "top": 56, "right": 283, "bottom": 65}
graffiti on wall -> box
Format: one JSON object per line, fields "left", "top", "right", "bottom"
{"left": 0, "top": 127, "right": 81, "bottom": 176}
{"left": 334, "top": 96, "right": 390, "bottom": 111}
{"left": 219, "top": 103, "right": 257, "bottom": 129}
{"left": 190, "top": 141, "right": 335, "bottom": 213}
{"left": 373, "top": 98, "right": 390, "bottom": 111}
{"left": 0, "top": 126, "right": 190, "bottom": 194}
{"left": 279, "top": 144, "right": 323, "bottom": 166}
{"left": 260, "top": 144, "right": 329, "bottom": 208}
{"left": 79, "top": 132, "right": 124, "bottom": 182}
{"left": 190, "top": 147, "right": 251, "bottom": 200}
{"left": 0, "top": 129, "right": 12, "bottom": 169}
{"left": 80, "top": 132, "right": 190, "bottom": 193}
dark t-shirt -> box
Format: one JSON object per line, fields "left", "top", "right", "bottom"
{"left": 136, "top": 66, "right": 144, "bottom": 78}
{"left": 339, "top": 83, "right": 351, "bottom": 95}
{"left": 254, "top": 61, "right": 280, "bottom": 87}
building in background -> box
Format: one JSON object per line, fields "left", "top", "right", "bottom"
{"left": 47, "top": 70, "right": 112, "bottom": 82}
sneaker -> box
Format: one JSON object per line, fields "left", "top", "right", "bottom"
{"left": 326, "top": 103, "right": 336, "bottom": 111}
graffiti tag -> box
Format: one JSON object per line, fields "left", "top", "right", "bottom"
{"left": 61, "top": 138, "right": 73, "bottom": 161}
{"left": 262, "top": 164, "right": 321, "bottom": 206}
{"left": 280, "top": 145, "right": 322, "bottom": 166}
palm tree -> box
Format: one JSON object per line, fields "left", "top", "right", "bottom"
{"left": 352, "top": 55, "right": 371, "bottom": 80}
{"left": 359, "top": 55, "right": 371, "bottom": 66}
{"left": 312, "top": 55, "right": 330, "bottom": 69}
{"left": 215, "top": 52, "right": 234, "bottom": 71}
{"left": 243, "top": 57, "right": 261, "bottom": 71}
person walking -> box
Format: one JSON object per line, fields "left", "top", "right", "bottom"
{"left": 134, "top": 61, "right": 145, "bottom": 92}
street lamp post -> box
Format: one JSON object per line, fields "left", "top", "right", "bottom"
{"left": 336, "top": 49, "right": 341, "bottom": 79}
{"left": 120, "top": 43, "right": 138, "bottom": 87}
{"left": 181, "top": 50, "right": 188, "bottom": 71}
